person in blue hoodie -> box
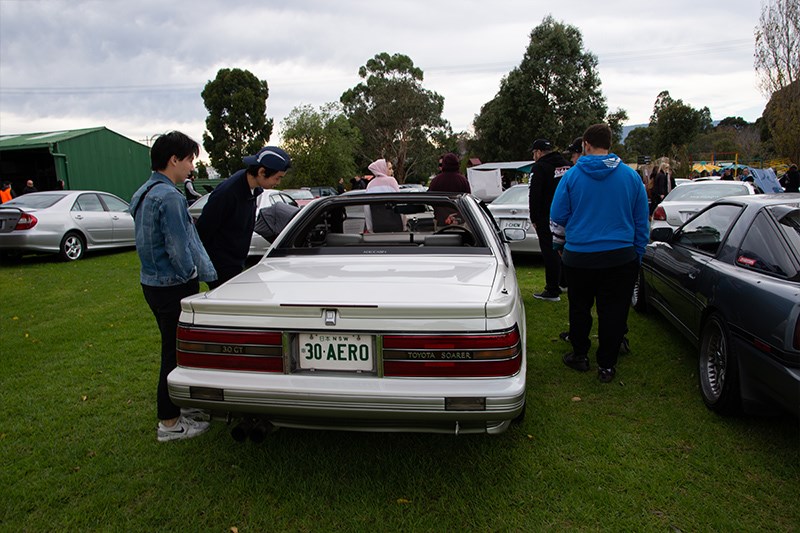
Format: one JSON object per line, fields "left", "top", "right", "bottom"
{"left": 549, "top": 124, "right": 649, "bottom": 383}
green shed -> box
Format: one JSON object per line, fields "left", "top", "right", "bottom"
{"left": 0, "top": 127, "right": 151, "bottom": 201}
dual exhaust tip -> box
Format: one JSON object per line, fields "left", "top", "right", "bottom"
{"left": 230, "top": 418, "right": 274, "bottom": 443}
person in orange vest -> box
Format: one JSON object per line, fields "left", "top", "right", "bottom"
{"left": 0, "top": 181, "right": 15, "bottom": 203}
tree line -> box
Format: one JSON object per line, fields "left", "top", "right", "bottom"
{"left": 198, "top": 2, "right": 798, "bottom": 186}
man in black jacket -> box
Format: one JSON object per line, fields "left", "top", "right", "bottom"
{"left": 196, "top": 146, "right": 291, "bottom": 288}
{"left": 529, "top": 138, "right": 571, "bottom": 302}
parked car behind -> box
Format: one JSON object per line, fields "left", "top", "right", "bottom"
{"left": 170, "top": 192, "right": 528, "bottom": 436}
{"left": 188, "top": 190, "right": 299, "bottom": 257}
{"left": 486, "top": 184, "right": 540, "bottom": 254}
{"left": 282, "top": 188, "right": 315, "bottom": 207}
{"left": 0, "top": 190, "right": 135, "bottom": 261}
{"left": 651, "top": 181, "right": 755, "bottom": 231}
{"left": 308, "top": 185, "right": 338, "bottom": 198}
{"left": 633, "top": 193, "right": 800, "bottom": 417}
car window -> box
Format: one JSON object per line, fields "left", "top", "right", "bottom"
{"left": 72, "top": 193, "right": 105, "bottom": 212}
{"left": 775, "top": 207, "right": 800, "bottom": 251}
{"left": 278, "top": 193, "right": 299, "bottom": 207}
{"left": 676, "top": 204, "right": 742, "bottom": 255}
{"left": 736, "top": 211, "right": 796, "bottom": 277}
{"left": 664, "top": 183, "right": 749, "bottom": 202}
{"left": 491, "top": 186, "right": 528, "bottom": 205}
{"left": 2, "top": 193, "right": 65, "bottom": 208}
{"left": 274, "top": 196, "right": 488, "bottom": 255}
{"left": 99, "top": 194, "right": 129, "bottom": 212}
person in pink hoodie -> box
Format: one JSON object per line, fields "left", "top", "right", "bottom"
{"left": 364, "top": 158, "right": 401, "bottom": 232}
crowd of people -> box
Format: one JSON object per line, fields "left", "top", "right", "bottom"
{"left": 127, "top": 126, "right": 799, "bottom": 442}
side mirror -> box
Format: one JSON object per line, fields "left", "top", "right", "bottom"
{"left": 503, "top": 228, "right": 527, "bottom": 242}
{"left": 650, "top": 226, "right": 674, "bottom": 243}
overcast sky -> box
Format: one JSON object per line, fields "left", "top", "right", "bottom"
{"left": 0, "top": 0, "right": 766, "bottom": 161}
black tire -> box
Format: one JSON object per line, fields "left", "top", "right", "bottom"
{"left": 59, "top": 231, "right": 85, "bottom": 261}
{"left": 632, "top": 268, "right": 648, "bottom": 312}
{"left": 698, "top": 314, "right": 741, "bottom": 415}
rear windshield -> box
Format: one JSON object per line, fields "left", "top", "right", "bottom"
{"left": 271, "top": 194, "right": 490, "bottom": 256}
{"left": 2, "top": 194, "right": 66, "bottom": 209}
{"left": 665, "top": 183, "right": 749, "bottom": 202}
{"left": 491, "top": 186, "right": 528, "bottom": 205}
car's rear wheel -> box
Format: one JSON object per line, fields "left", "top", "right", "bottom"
{"left": 631, "top": 268, "right": 647, "bottom": 312}
{"left": 698, "top": 313, "right": 741, "bottom": 415}
{"left": 59, "top": 231, "right": 85, "bottom": 261}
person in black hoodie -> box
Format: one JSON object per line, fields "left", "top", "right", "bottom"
{"left": 781, "top": 164, "right": 799, "bottom": 193}
{"left": 529, "top": 139, "right": 571, "bottom": 302}
{"left": 196, "top": 146, "right": 291, "bottom": 288}
{"left": 429, "top": 153, "right": 471, "bottom": 226}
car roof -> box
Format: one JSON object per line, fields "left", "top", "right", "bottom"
{"left": 712, "top": 192, "right": 800, "bottom": 207}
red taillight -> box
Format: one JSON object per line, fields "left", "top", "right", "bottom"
{"left": 382, "top": 327, "right": 522, "bottom": 377}
{"left": 176, "top": 325, "right": 283, "bottom": 373}
{"left": 15, "top": 213, "right": 38, "bottom": 230}
{"left": 652, "top": 206, "right": 666, "bottom": 221}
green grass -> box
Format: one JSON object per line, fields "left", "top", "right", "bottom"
{"left": 1, "top": 251, "right": 798, "bottom": 532}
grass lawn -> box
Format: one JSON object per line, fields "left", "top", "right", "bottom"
{"left": 1, "top": 250, "right": 798, "bottom": 531}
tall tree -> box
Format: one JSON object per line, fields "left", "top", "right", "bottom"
{"left": 340, "top": 53, "right": 451, "bottom": 183}
{"left": 280, "top": 103, "right": 361, "bottom": 189}
{"left": 623, "top": 126, "right": 656, "bottom": 159}
{"left": 755, "top": 0, "right": 800, "bottom": 162}
{"left": 754, "top": 0, "right": 799, "bottom": 96}
{"left": 763, "top": 80, "right": 800, "bottom": 163}
{"left": 202, "top": 68, "right": 273, "bottom": 178}
{"left": 648, "top": 91, "right": 712, "bottom": 156}
{"left": 471, "top": 16, "right": 607, "bottom": 162}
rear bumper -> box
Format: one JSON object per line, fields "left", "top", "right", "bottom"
{"left": 168, "top": 366, "right": 527, "bottom": 434}
{"left": 0, "top": 231, "right": 60, "bottom": 253}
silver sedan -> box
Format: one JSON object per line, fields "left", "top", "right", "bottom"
{"left": 487, "top": 184, "right": 540, "bottom": 254}
{"left": 0, "top": 190, "right": 134, "bottom": 261}
{"left": 651, "top": 181, "right": 755, "bottom": 231}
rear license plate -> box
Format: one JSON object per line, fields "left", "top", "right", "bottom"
{"left": 298, "top": 332, "right": 373, "bottom": 371}
{"left": 501, "top": 219, "right": 528, "bottom": 230}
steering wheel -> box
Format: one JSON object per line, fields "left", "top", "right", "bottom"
{"left": 433, "top": 224, "right": 476, "bottom": 246}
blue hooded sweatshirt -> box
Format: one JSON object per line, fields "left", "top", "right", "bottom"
{"left": 550, "top": 153, "right": 649, "bottom": 261}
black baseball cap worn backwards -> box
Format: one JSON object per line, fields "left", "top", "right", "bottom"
{"left": 242, "top": 146, "right": 291, "bottom": 171}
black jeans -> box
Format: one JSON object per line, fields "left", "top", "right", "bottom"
{"left": 563, "top": 260, "right": 639, "bottom": 369}
{"left": 142, "top": 279, "right": 199, "bottom": 421}
{"left": 534, "top": 220, "right": 561, "bottom": 294}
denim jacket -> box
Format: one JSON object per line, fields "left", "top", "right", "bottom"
{"left": 129, "top": 172, "right": 217, "bottom": 286}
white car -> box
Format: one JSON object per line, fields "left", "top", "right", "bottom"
{"left": 651, "top": 181, "right": 755, "bottom": 231}
{"left": 188, "top": 190, "right": 299, "bottom": 257}
{"left": 170, "top": 192, "right": 527, "bottom": 436}
{"left": 486, "top": 184, "right": 540, "bottom": 254}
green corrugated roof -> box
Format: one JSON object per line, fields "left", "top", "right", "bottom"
{"left": 0, "top": 127, "right": 107, "bottom": 150}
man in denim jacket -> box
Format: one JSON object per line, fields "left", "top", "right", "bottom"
{"left": 129, "top": 131, "right": 217, "bottom": 442}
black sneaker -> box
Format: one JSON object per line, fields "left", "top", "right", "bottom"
{"left": 559, "top": 331, "right": 570, "bottom": 342}
{"left": 598, "top": 367, "right": 616, "bottom": 383}
{"left": 534, "top": 290, "right": 561, "bottom": 302}
{"left": 619, "top": 336, "right": 630, "bottom": 355}
{"left": 562, "top": 352, "right": 590, "bottom": 372}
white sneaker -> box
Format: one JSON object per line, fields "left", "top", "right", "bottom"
{"left": 181, "top": 407, "right": 210, "bottom": 422}
{"left": 157, "top": 416, "right": 210, "bottom": 442}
